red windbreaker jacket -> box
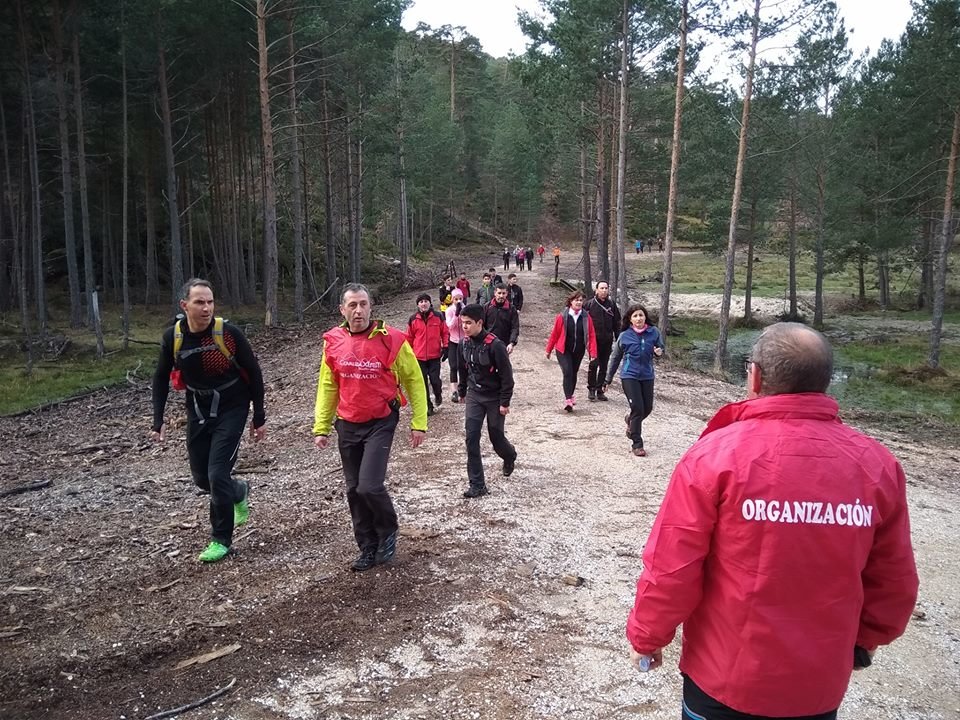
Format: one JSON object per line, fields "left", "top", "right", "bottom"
{"left": 406, "top": 310, "right": 449, "bottom": 361}
{"left": 545, "top": 311, "right": 597, "bottom": 358}
{"left": 626, "top": 393, "right": 918, "bottom": 716}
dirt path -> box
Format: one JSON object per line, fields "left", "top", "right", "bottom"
{"left": 1, "top": 251, "right": 958, "bottom": 719}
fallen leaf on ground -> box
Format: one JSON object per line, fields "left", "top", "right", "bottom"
{"left": 175, "top": 643, "right": 241, "bottom": 670}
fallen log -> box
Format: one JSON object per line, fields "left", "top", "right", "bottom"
{"left": 144, "top": 677, "right": 237, "bottom": 720}
{"left": 0, "top": 479, "right": 52, "bottom": 497}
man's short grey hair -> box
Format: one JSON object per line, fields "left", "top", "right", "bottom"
{"left": 750, "top": 322, "right": 833, "bottom": 395}
{"left": 181, "top": 278, "right": 213, "bottom": 301}
{"left": 340, "top": 282, "right": 372, "bottom": 305}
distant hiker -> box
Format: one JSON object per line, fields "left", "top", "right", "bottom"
{"left": 604, "top": 303, "right": 664, "bottom": 457}
{"left": 517, "top": 246, "right": 526, "bottom": 271}
{"left": 658, "top": 236, "right": 664, "bottom": 252}
{"left": 585, "top": 280, "right": 621, "bottom": 402}
{"left": 438, "top": 274, "right": 455, "bottom": 312}
{"left": 483, "top": 283, "right": 520, "bottom": 354}
{"left": 502, "top": 247, "right": 511, "bottom": 271}
{"left": 445, "top": 288, "right": 466, "bottom": 403}
{"left": 545, "top": 289, "right": 597, "bottom": 413}
{"left": 537, "top": 243, "right": 546, "bottom": 263}
{"left": 475, "top": 273, "right": 495, "bottom": 305}
{"left": 456, "top": 272, "right": 471, "bottom": 300}
{"left": 151, "top": 278, "right": 266, "bottom": 564}
{"left": 313, "top": 283, "right": 428, "bottom": 572}
{"left": 635, "top": 239, "right": 641, "bottom": 254}
{"left": 552, "top": 244, "right": 561, "bottom": 282}
{"left": 506, "top": 273, "right": 524, "bottom": 313}
{"left": 406, "top": 293, "right": 449, "bottom": 416}
{"left": 458, "top": 304, "right": 517, "bottom": 498}
{"left": 525, "top": 246, "right": 534, "bottom": 271}
{"left": 625, "top": 323, "right": 918, "bottom": 720}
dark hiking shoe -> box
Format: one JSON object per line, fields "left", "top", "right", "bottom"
{"left": 451, "top": 390, "right": 460, "bottom": 403}
{"left": 503, "top": 456, "right": 516, "bottom": 477}
{"left": 351, "top": 547, "right": 378, "bottom": 572}
{"left": 435, "top": 394, "right": 442, "bottom": 406}
{"left": 427, "top": 406, "right": 436, "bottom": 416}
{"left": 375, "top": 530, "right": 398, "bottom": 565}
{"left": 234, "top": 480, "right": 250, "bottom": 527}
{"left": 632, "top": 447, "right": 647, "bottom": 457}
{"left": 596, "top": 390, "right": 609, "bottom": 401}
{"left": 463, "top": 486, "right": 489, "bottom": 499}
{"left": 588, "top": 389, "right": 597, "bottom": 401}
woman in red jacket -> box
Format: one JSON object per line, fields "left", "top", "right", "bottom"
{"left": 545, "top": 290, "right": 597, "bottom": 412}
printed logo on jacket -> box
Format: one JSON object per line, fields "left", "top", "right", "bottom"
{"left": 741, "top": 498, "right": 874, "bottom": 527}
{"left": 337, "top": 352, "right": 383, "bottom": 380}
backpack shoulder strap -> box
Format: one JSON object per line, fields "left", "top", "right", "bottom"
{"left": 173, "top": 319, "right": 184, "bottom": 362}
{"left": 211, "top": 317, "right": 234, "bottom": 361}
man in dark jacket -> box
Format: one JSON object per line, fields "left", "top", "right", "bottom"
{"left": 457, "top": 304, "right": 517, "bottom": 498}
{"left": 506, "top": 273, "right": 524, "bottom": 312}
{"left": 483, "top": 284, "right": 520, "bottom": 354}
{"left": 406, "top": 293, "right": 449, "bottom": 416}
{"left": 152, "top": 279, "right": 267, "bottom": 563}
{"left": 585, "top": 280, "right": 621, "bottom": 401}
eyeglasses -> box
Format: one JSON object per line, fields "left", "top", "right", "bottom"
{"left": 744, "top": 359, "right": 760, "bottom": 375}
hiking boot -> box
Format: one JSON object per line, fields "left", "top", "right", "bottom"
{"left": 351, "top": 547, "right": 377, "bottom": 572}
{"left": 632, "top": 447, "right": 647, "bottom": 457}
{"left": 427, "top": 406, "right": 436, "bottom": 417}
{"left": 588, "top": 388, "right": 597, "bottom": 401}
{"left": 234, "top": 481, "right": 250, "bottom": 527}
{"left": 564, "top": 398, "right": 574, "bottom": 413}
{"left": 435, "top": 394, "right": 442, "bottom": 407}
{"left": 375, "top": 530, "right": 398, "bottom": 565}
{"left": 463, "top": 485, "right": 489, "bottom": 499}
{"left": 503, "top": 456, "right": 516, "bottom": 477}
{"left": 451, "top": 390, "right": 459, "bottom": 403}
{"left": 596, "top": 390, "right": 609, "bottom": 402}
{"left": 198, "top": 541, "right": 230, "bottom": 563}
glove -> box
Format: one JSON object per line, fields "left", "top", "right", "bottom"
{"left": 441, "top": 347, "right": 449, "bottom": 362}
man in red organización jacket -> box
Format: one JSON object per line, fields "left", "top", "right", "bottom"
{"left": 406, "top": 293, "right": 449, "bottom": 416}
{"left": 626, "top": 322, "right": 918, "bottom": 720}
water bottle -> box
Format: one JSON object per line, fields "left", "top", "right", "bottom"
{"left": 637, "top": 654, "right": 653, "bottom": 673}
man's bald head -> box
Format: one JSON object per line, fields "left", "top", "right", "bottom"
{"left": 750, "top": 323, "right": 833, "bottom": 396}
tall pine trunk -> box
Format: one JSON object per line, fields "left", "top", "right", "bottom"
{"left": 580, "top": 102, "right": 593, "bottom": 291}
{"left": 157, "top": 13, "right": 183, "bottom": 305}
{"left": 287, "top": 11, "right": 304, "bottom": 321}
{"left": 787, "top": 169, "right": 798, "bottom": 318}
{"left": 813, "top": 166, "right": 826, "bottom": 328}
{"left": 659, "top": 0, "right": 688, "bottom": 338}
{"left": 929, "top": 108, "right": 959, "bottom": 369}
{"left": 744, "top": 197, "right": 757, "bottom": 321}
{"left": 613, "top": 0, "right": 630, "bottom": 310}
{"left": 714, "top": 0, "right": 760, "bottom": 373}
{"left": 121, "top": 0, "right": 130, "bottom": 348}
{"left": 322, "top": 76, "right": 337, "bottom": 297}
{"left": 52, "top": 0, "right": 82, "bottom": 328}
{"left": 256, "top": 0, "right": 279, "bottom": 325}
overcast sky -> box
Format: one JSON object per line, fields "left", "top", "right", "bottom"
{"left": 401, "top": 0, "right": 914, "bottom": 63}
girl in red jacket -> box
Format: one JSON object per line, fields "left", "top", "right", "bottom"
{"left": 545, "top": 290, "right": 597, "bottom": 412}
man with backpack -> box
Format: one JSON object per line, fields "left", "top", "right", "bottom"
{"left": 483, "top": 283, "right": 520, "bottom": 354}
{"left": 151, "top": 279, "right": 266, "bottom": 563}
{"left": 458, "top": 304, "right": 517, "bottom": 498}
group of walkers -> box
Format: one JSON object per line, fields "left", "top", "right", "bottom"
{"left": 633, "top": 236, "right": 665, "bottom": 254}
{"left": 503, "top": 244, "right": 537, "bottom": 271}
{"left": 151, "top": 257, "right": 918, "bottom": 720}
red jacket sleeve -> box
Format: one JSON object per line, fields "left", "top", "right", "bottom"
{"left": 856, "top": 461, "right": 919, "bottom": 650}
{"left": 545, "top": 314, "right": 563, "bottom": 354}
{"left": 626, "top": 458, "right": 718, "bottom": 654}
{"left": 587, "top": 316, "right": 598, "bottom": 358}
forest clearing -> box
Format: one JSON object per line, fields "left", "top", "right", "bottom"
{"left": 1, "top": 251, "right": 959, "bottom": 720}
{"left": 2, "top": 0, "right": 960, "bottom": 717}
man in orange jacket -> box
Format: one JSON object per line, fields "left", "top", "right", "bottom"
{"left": 313, "top": 283, "right": 428, "bottom": 572}
{"left": 625, "top": 323, "right": 918, "bottom": 719}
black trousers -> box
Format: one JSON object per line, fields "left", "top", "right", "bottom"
{"left": 503, "top": 257, "right": 510, "bottom": 269}
{"left": 622, "top": 378, "right": 654, "bottom": 449}
{"left": 187, "top": 405, "right": 248, "bottom": 546}
{"left": 465, "top": 394, "right": 516, "bottom": 489}
{"left": 526, "top": 256, "right": 532, "bottom": 270}
{"left": 418, "top": 358, "right": 443, "bottom": 408}
{"left": 682, "top": 675, "right": 838, "bottom": 720}
{"left": 587, "top": 338, "right": 614, "bottom": 391}
{"left": 448, "top": 342, "right": 461, "bottom": 383}
{"left": 556, "top": 348, "right": 586, "bottom": 399}
{"left": 335, "top": 409, "right": 400, "bottom": 551}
